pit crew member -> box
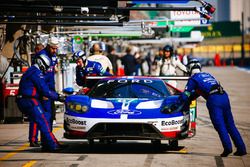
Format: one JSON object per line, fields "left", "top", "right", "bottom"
{"left": 16, "top": 54, "right": 65, "bottom": 152}
{"left": 30, "top": 37, "right": 59, "bottom": 148}
{"left": 73, "top": 50, "right": 112, "bottom": 87}
{"left": 171, "top": 59, "right": 247, "bottom": 157}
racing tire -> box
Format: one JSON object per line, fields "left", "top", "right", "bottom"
{"left": 169, "top": 140, "right": 178, "bottom": 148}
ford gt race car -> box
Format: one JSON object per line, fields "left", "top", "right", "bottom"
{"left": 63, "top": 76, "right": 197, "bottom": 147}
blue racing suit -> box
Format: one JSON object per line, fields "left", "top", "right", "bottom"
{"left": 16, "top": 65, "right": 60, "bottom": 151}
{"left": 29, "top": 48, "right": 58, "bottom": 145}
{"left": 176, "top": 72, "right": 246, "bottom": 153}
{"left": 76, "top": 60, "right": 112, "bottom": 87}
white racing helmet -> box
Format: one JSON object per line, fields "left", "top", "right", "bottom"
{"left": 187, "top": 59, "right": 201, "bottom": 75}
{"left": 36, "top": 54, "right": 51, "bottom": 73}
{"left": 72, "top": 50, "right": 87, "bottom": 62}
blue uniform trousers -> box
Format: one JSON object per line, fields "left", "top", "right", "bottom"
{"left": 40, "top": 99, "right": 52, "bottom": 148}
{"left": 16, "top": 98, "right": 59, "bottom": 151}
{"left": 29, "top": 121, "right": 38, "bottom": 143}
{"left": 29, "top": 100, "right": 52, "bottom": 144}
{"left": 206, "top": 92, "right": 246, "bottom": 152}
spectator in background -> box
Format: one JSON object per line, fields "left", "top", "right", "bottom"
{"left": 121, "top": 46, "right": 137, "bottom": 76}
{"left": 182, "top": 50, "right": 191, "bottom": 66}
{"left": 88, "top": 43, "right": 114, "bottom": 75}
{"left": 134, "top": 51, "right": 144, "bottom": 76}
{"left": 214, "top": 53, "right": 221, "bottom": 66}
{"left": 107, "top": 46, "right": 118, "bottom": 75}
{"left": 158, "top": 45, "right": 187, "bottom": 87}
{"left": 151, "top": 48, "right": 163, "bottom": 76}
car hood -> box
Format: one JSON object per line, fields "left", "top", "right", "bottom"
{"left": 65, "top": 96, "right": 182, "bottom": 119}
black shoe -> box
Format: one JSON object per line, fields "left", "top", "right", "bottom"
{"left": 30, "top": 142, "right": 40, "bottom": 147}
{"left": 41, "top": 144, "right": 68, "bottom": 152}
{"left": 234, "top": 150, "right": 247, "bottom": 156}
{"left": 220, "top": 150, "right": 232, "bottom": 157}
{"left": 58, "top": 144, "right": 68, "bottom": 149}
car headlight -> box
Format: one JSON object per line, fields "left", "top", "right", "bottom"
{"left": 67, "top": 102, "right": 89, "bottom": 113}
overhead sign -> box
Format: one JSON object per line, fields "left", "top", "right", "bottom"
{"left": 170, "top": 8, "right": 210, "bottom": 26}
{"left": 174, "top": 19, "right": 210, "bottom": 26}
{"left": 132, "top": 0, "right": 190, "bottom": 4}
{"left": 171, "top": 10, "right": 200, "bottom": 20}
{"left": 193, "top": 21, "right": 241, "bottom": 38}
{"left": 171, "top": 26, "right": 194, "bottom": 32}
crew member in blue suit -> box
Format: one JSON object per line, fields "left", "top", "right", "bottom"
{"left": 172, "top": 59, "right": 247, "bottom": 157}
{"left": 73, "top": 50, "right": 112, "bottom": 87}
{"left": 16, "top": 54, "right": 65, "bottom": 152}
{"left": 29, "top": 37, "right": 59, "bottom": 148}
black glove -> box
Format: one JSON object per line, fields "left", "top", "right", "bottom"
{"left": 162, "top": 104, "right": 178, "bottom": 114}
{"left": 58, "top": 94, "right": 66, "bottom": 102}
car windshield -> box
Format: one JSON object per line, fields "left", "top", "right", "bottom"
{"left": 88, "top": 79, "right": 171, "bottom": 98}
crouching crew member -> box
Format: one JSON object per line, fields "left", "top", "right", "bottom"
{"left": 16, "top": 54, "right": 65, "bottom": 152}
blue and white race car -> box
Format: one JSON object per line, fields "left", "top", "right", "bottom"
{"left": 63, "top": 76, "right": 197, "bottom": 147}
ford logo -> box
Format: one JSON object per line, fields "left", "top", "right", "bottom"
{"left": 107, "top": 109, "right": 142, "bottom": 115}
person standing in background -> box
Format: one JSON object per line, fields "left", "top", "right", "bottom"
{"left": 151, "top": 47, "right": 163, "bottom": 76}
{"left": 121, "top": 46, "right": 137, "bottom": 76}
{"left": 87, "top": 43, "right": 114, "bottom": 75}
{"left": 157, "top": 45, "right": 187, "bottom": 87}
{"left": 107, "top": 46, "right": 118, "bottom": 75}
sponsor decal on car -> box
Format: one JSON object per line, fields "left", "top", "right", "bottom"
{"left": 107, "top": 79, "right": 153, "bottom": 84}
{"left": 107, "top": 109, "right": 142, "bottom": 115}
{"left": 66, "top": 117, "right": 87, "bottom": 125}
{"left": 161, "top": 126, "right": 179, "bottom": 131}
{"left": 161, "top": 119, "right": 184, "bottom": 126}
{"left": 70, "top": 126, "right": 86, "bottom": 130}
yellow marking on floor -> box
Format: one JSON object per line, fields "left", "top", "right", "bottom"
{"left": 0, "top": 143, "right": 29, "bottom": 161}
{"left": 22, "top": 160, "right": 37, "bottom": 167}
{"left": 179, "top": 148, "right": 188, "bottom": 154}
{"left": 0, "top": 125, "right": 63, "bottom": 162}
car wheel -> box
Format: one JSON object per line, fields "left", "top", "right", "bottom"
{"left": 169, "top": 140, "right": 178, "bottom": 148}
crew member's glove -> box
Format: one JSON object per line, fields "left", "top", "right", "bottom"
{"left": 58, "top": 94, "right": 66, "bottom": 102}
{"left": 161, "top": 104, "right": 178, "bottom": 113}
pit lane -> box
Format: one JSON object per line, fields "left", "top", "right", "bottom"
{"left": 0, "top": 67, "right": 249, "bottom": 167}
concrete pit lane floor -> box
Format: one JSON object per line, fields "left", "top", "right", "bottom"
{"left": 0, "top": 67, "right": 249, "bottom": 167}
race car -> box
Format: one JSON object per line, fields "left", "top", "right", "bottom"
{"left": 63, "top": 76, "right": 197, "bottom": 147}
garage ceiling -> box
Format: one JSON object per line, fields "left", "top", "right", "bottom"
{"left": 0, "top": 0, "right": 131, "bottom": 25}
